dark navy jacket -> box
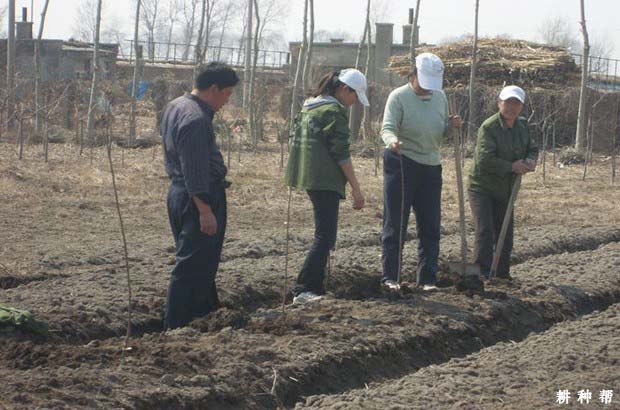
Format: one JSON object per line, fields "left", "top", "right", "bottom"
{"left": 161, "top": 93, "right": 227, "bottom": 205}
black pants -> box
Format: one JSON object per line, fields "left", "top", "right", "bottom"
{"left": 165, "top": 181, "right": 227, "bottom": 329}
{"left": 468, "top": 190, "right": 513, "bottom": 278}
{"left": 382, "top": 150, "right": 442, "bottom": 285}
{"left": 293, "top": 190, "right": 340, "bottom": 296}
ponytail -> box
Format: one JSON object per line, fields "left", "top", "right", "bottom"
{"left": 312, "top": 70, "right": 344, "bottom": 97}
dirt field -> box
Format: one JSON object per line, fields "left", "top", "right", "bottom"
{"left": 1, "top": 139, "right": 619, "bottom": 409}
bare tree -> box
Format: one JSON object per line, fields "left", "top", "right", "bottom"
{"left": 409, "top": 0, "right": 421, "bottom": 66}
{"left": 216, "top": 1, "right": 234, "bottom": 60}
{"left": 141, "top": 0, "right": 160, "bottom": 61}
{"left": 86, "top": 0, "right": 103, "bottom": 162}
{"left": 6, "top": 0, "right": 15, "bottom": 129}
{"left": 354, "top": 0, "right": 371, "bottom": 71}
{"left": 576, "top": 0, "right": 590, "bottom": 153}
{"left": 288, "top": 0, "right": 308, "bottom": 132}
{"left": 34, "top": 0, "right": 51, "bottom": 138}
{"left": 349, "top": 0, "right": 371, "bottom": 136}
{"left": 301, "top": 0, "right": 314, "bottom": 95}
{"left": 248, "top": 0, "right": 260, "bottom": 145}
{"left": 537, "top": 16, "right": 579, "bottom": 50}
{"left": 129, "top": 0, "right": 141, "bottom": 144}
{"left": 200, "top": 0, "right": 217, "bottom": 63}
{"left": 467, "top": 0, "right": 479, "bottom": 145}
{"left": 243, "top": 0, "right": 253, "bottom": 110}
{"left": 194, "top": 0, "right": 207, "bottom": 69}
{"left": 181, "top": 0, "right": 199, "bottom": 60}
{"left": 164, "top": 0, "right": 181, "bottom": 60}
{"left": 0, "top": 4, "right": 7, "bottom": 37}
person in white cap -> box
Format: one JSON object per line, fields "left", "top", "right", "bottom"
{"left": 380, "top": 53, "right": 463, "bottom": 291}
{"left": 285, "top": 68, "right": 369, "bottom": 304}
{"left": 467, "top": 85, "right": 538, "bottom": 279}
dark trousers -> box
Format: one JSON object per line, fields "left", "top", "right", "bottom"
{"left": 382, "top": 150, "right": 442, "bottom": 285}
{"left": 293, "top": 190, "right": 340, "bottom": 296}
{"left": 165, "top": 182, "right": 227, "bottom": 329}
{"left": 468, "top": 190, "right": 513, "bottom": 278}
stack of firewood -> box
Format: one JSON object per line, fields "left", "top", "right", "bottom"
{"left": 388, "top": 38, "right": 580, "bottom": 88}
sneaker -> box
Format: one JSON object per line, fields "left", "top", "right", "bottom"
{"left": 422, "top": 284, "right": 438, "bottom": 291}
{"left": 293, "top": 291, "right": 322, "bottom": 304}
{"left": 382, "top": 280, "right": 401, "bottom": 291}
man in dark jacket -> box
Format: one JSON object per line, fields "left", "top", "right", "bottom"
{"left": 160, "top": 62, "right": 239, "bottom": 329}
{"left": 467, "top": 85, "right": 538, "bottom": 279}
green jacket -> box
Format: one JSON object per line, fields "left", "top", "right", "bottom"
{"left": 468, "top": 112, "right": 538, "bottom": 200}
{"left": 0, "top": 305, "right": 48, "bottom": 335}
{"left": 285, "top": 96, "right": 351, "bottom": 198}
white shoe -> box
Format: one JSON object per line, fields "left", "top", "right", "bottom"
{"left": 422, "top": 284, "right": 438, "bottom": 291}
{"left": 382, "top": 280, "right": 401, "bottom": 291}
{"left": 293, "top": 291, "right": 323, "bottom": 304}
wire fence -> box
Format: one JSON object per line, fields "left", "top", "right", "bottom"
{"left": 572, "top": 53, "right": 620, "bottom": 91}
{"left": 118, "top": 39, "right": 290, "bottom": 70}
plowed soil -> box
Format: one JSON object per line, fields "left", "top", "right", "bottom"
{"left": 1, "top": 141, "right": 619, "bottom": 409}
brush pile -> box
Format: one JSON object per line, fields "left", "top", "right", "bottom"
{"left": 388, "top": 38, "right": 580, "bottom": 88}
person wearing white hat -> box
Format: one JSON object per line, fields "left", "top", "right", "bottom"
{"left": 467, "top": 85, "right": 538, "bottom": 279}
{"left": 380, "top": 53, "right": 463, "bottom": 291}
{"left": 285, "top": 69, "right": 368, "bottom": 304}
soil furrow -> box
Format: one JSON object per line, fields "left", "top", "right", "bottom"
{"left": 1, "top": 243, "right": 619, "bottom": 409}
{"left": 296, "top": 302, "right": 620, "bottom": 409}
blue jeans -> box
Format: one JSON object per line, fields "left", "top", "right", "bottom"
{"left": 293, "top": 190, "right": 340, "bottom": 296}
{"left": 382, "top": 150, "right": 442, "bottom": 285}
{"left": 165, "top": 181, "right": 227, "bottom": 329}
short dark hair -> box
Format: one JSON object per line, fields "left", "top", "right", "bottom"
{"left": 195, "top": 62, "right": 240, "bottom": 90}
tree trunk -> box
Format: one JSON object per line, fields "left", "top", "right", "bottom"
{"left": 129, "top": 0, "right": 141, "bottom": 144}
{"left": 409, "top": 0, "right": 421, "bottom": 66}
{"left": 7, "top": 0, "right": 15, "bottom": 129}
{"left": 243, "top": 0, "right": 253, "bottom": 110}
{"left": 202, "top": 0, "right": 213, "bottom": 63}
{"left": 467, "top": 0, "right": 479, "bottom": 144}
{"left": 165, "top": 20, "right": 175, "bottom": 60}
{"left": 353, "top": 0, "right": 370, "bottom": 71}
{"left": 301, "top": 0, "right": 314, "bottom": 95}
{"left": 194, "top": 0, "right": 207, "bottom": 71}
{"left": 575, "top": 0, "right": 590, "bottom": 153}
{"left": 364, "top": 18, "right": 372, "bottom": 144}
{"left": 86, "top": 0, "right": 103, "bottom": 162}
{"left": 349, "top": 0, "right": 370, "bottom": 135}
{"left": 289, "top": 0, "right": 308, "bottom": 132}
{"left": 34, "top": 0, "right": 51, "bottom": 138}
{"left": 216, "top": 3, "right": 232, "bottom": 61}
{"left": 248, "top": 0, "right": 260, "bottom": 146}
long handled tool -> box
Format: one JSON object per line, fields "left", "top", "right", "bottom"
{"left": 489, "top": 174, "right": 522, "bottom": 279}
{"left": 451, "top": 95, "right": 468, "bottom": 273}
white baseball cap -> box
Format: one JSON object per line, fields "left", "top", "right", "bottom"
{"left": 339, "top": 68, "right": 370, "bottom": 107}
{"left": 499, "top": 85, "right": 525, "bottom": 103}
{"left": 416, "top": 52, "right": 444, "bottom": 91}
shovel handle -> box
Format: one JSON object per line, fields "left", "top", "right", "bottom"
{"left": 490, "top": 174, "right": 522, "bottom": 278}
{"left": 449, "top": 95, "right": 468, "bottom": 274}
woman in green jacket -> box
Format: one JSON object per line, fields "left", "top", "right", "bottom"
{"left": 285, "top": 69, "right": 368, "bottom": 304}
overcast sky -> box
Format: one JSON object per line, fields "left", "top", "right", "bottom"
{"left": 9, "top": 0, "right": 620, "bottom": 61}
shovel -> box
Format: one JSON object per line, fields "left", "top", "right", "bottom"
{"left": 489, "top": 174, "right": 522, "bottom": 279}
{"left": 446, "top": 95, "right": 481, "bottom": 278}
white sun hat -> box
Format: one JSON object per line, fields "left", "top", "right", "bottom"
{"left": 499, "top": 85, "right": 526, "bottom": 103}
{"left": 339, "top": 68, "right": 370, "bottom": 107}
{"left": 416, "top": 52, "right": 444, "bottom": 91}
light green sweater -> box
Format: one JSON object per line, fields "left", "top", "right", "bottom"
{"left": 381, "top": 82, "right": 449, "bottom": 166}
